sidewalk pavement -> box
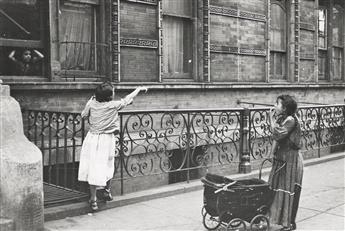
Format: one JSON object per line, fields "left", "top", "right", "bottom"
{"left": 45, "top": 152, "right": 345, "bottom": 231}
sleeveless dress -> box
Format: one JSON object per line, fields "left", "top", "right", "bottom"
{"left": 78, "top": 97, "right": 131, "bottom": 186}
{"left": 268, "top": 116, "right": 304, "bottom": 227}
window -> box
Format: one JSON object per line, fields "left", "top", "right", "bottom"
{"left": 58, "top": 0, "right": 107, "bottom": 79}
{"left": 318, "top": 1, "right": 344, "bottom": 81}
{"left": 332, "top": 4, "right": 344, "bottom": 80}
{"left": 162, "top": 0, "right": 194, "bottom": 80}
{"left": 318, "top": 7, "right": 327, "bottom": 80}
{"left": 270, "top": 2, "right": 287, "bottom": 80}
{"left": 0, "top": 0, "right": 47, "bottom": 77}
{"left": 318, "top": 8, "right": 327, "bottom": 49}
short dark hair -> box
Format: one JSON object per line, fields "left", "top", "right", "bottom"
{"left": 277, "top": 95, "right": 298, "bottom": 116}
{"left": 95, "top": 81, "right": 113, "bottom": 102}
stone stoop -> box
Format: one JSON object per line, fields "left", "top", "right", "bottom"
{"left": 0, "top": 217, "right": 14, "bottom": 231}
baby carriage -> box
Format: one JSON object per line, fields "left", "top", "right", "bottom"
{"left": 201, "top": 158, "right": 286, "bottom": 231}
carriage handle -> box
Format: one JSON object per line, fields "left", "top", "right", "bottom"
{"left": 214, "top": 181, "right": 237, "bottom": 194}
{"left": 259, "top": 158, "right": 286, "bottom": 180}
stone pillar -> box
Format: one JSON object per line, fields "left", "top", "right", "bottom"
{"left": 0, "top": 80, "right": 44, "bottom": 230}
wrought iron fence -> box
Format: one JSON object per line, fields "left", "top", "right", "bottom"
{"left": 24, "top": 104, "right": 345, "bottom": 194}
{"left": 24, "top": 110, "right": 85, "bottom": 191}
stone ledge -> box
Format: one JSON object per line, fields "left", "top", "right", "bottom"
{"left": 7, "top": 82, "right": 345, "bottom": 91}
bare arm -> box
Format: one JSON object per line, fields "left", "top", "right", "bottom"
{"left": 33, "top": 49, "right": 44, "bottom": 59}
{"left": 81, "top": 96, "right": 94, "bottom": 119}
{"left": 8, "top": 50, "right": 16, "bottom": 61}
{"left": 268, "top": 108, "right": 278, "bottom": 160}
{"left": 124, "top": 86, "right": 148, "bottom": 103}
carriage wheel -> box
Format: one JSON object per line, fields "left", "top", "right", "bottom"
{"left": 202, "top": 211, "right": 221, "bottom": 230}
{"left": 226, "top": 218, "right": 246, "bottom": 231}
{"left": 250, "top": 214, "right": 269, "bottom": 231}
{"left": 201, "top": 206, "right": 206, "bottom": 216}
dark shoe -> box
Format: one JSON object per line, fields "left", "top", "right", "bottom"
{"left": 89, "top": 200, "right": 98, "bottom": 212}
{"left": 103, "top": 188, "right": 113, "bottom": 201}
{"left": 291, "top": 222, "right": 296, "bottom": 230}
{"left": 279, "top": 226, "right": 292, "bottom": 231}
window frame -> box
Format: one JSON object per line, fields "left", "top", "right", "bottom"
{"left": 161, "top": 0, "right": 197, "bottom": 81}
{"left": 318, "top": 7, "right": 328, "bottom": 51}
{"left": 0, "top": 0, "right": 48, "bottom": 80}
{"left": 269, "top": 1, "right": 288, "bottom": 82}
{"left": 331, "top": 4, "right": 344, "bottom": 81}
{"left": 57, "top": 0, "right": 108, "bottom": 80}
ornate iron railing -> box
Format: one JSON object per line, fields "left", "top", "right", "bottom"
{"left": 24, "top": 110, "right": 86, "bottom": 191}
{"left": 24, "top": 104, "right": 345, "bottom": 194}
{"left": 248, "top": 105, "right": 345, "bottom": 160}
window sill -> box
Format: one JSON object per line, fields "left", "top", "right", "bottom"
{"left": 6, "top": 81, "right": 345, "bottom": 91}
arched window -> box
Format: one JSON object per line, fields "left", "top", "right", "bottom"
{"left": 270, "top": 2, "right": 287, "bottom": 80}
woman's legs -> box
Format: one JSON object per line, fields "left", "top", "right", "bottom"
{"left": 89, "top": 185, "right": 97, "bottom": 201}
{"left": 89, "top": 184, "right": 98, "bottom": 211}
{"left": 291, "top": 185, "right": 302, "bottom": 230}
{"left": 103, "top": 179, "right": 113, "bottom": 201}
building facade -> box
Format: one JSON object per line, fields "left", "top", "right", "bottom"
{"left": 0, "top": 0, "right": 344, "bottom": 111}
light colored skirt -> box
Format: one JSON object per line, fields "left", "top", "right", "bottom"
{"left": 78, "top": 132, "right": 116, "bottom": 186}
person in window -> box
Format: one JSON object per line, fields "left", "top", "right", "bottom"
{"left": 78, "top": 82, "right": 148, "bottom": 212}
{"left": 268, "top": 95, "right": 304, "bottom": 231}
{"left": 8, "top": 49, "right": 44, "bottom": 75}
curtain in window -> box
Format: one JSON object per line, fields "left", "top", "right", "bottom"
{"left": 318, "top": 51, "right": 327, "bottom": 80}
{"left": 162, "top": 0, "right": 192, "bottom": 78}
{"left": 162, "top": 17, "right": 192, "bottom": 77}
{"left": 270, "top": 3, "right": 286, "bottom": 80}
{"left": 59, "top": 2, "right": 94, "bottom": 71}
{"left": 162, "top": 0, "right": 191, "bottom": 16}
{"left": 318, "top": 9, "right": 327, "bottom": 49}
{"left": 332, "top": 5, "right": 344, "bottom": 80}
{"left": 270, "top": 4, "right": 286, "bottom": 52}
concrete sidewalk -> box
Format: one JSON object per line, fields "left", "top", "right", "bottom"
{"left": 45, "top": 153, "right": 345, "bottom": 230}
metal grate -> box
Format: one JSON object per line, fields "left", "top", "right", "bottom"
{"left": 44, "top": 183, "right": 89, "bottom": 207}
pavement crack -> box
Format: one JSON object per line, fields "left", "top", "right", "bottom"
{"left": 298, "top": 203, "right": 345, "bottom": 222}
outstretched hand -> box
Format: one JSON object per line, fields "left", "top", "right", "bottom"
{"left": 269, "top": 107, "right": 275, "bottom": 122}
{"left": 139, "top": 86, "right": 148, "bottom": 93}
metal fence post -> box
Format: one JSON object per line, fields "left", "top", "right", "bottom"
{"left": 317, "top": 107, "right": 321, "bottom": 158}
{"left": 239, "top": 108, "right": 251, "bottom": 173}
{"left": 119, "top": 114, "right": 124, "bottom": 195}
{"left": 186, "top": 112, "right": 191, "bottom": 183}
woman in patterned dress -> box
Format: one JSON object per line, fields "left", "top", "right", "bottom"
{"left": 268, "top": 95, "right": 304, "bottom": 231}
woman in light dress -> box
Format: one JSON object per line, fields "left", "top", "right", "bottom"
{"left": 78, "top": 81, "right": 148, "bottom": 211}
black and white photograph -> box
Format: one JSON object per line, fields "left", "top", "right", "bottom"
{"left": 0, "top": 0, "right": 344, "bottom": 230}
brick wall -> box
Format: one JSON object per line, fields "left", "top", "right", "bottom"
{"left": 120, "top": 48, "right": 158, "bottom": 82}
{"left": 11, "top": 86, "right": 345, "bottom": 113}
{"left": 120, "top": 2, "right": 157, "bottom": 39}
{"left": 209, "top": 0, "right": 266, "bottom": 82}
{"left": 211, "top": 54, "right": 238, "bottom": 81}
